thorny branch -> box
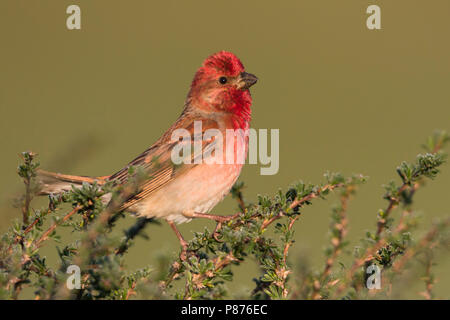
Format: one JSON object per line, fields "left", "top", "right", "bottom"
{"left": 1, "top": 130, "right": 449, "bottom": 300}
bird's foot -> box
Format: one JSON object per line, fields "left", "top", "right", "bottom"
{"left": 181, "top": 210, "right": 242, "bottom": 243}
{"left": 211, "top": 213, "right": 242, "bottom": 242}
{"left": 212, "top": 222, "right": 224, "bottom": 242}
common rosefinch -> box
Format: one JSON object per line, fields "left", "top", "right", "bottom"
{"left": 37, "top": 51, "right": 257, "bottom": 259}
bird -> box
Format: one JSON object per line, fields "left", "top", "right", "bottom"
{"left": 37, "top": 51, "right": 258, "bottom": 259}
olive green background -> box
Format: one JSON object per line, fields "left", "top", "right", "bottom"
{"left": 1, "top": 0, "right": 449, "bottom": 298}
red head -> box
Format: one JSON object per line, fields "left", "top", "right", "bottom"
{"left": 187, "top": 51, "right": 258, "bottom": 129}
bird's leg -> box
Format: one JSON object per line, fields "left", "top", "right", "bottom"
{"left": 182, "top": 210, "right": 242, "bottom": 242}
{"left": 166, "top": 219, "right": 188, "bottom": 261}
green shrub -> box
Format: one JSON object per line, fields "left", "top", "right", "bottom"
{"left": 0, "top": 131, "right": 449, "bottom": 300}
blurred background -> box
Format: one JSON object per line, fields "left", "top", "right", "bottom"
{"left": 1, "top": 0, "right": 449, "bottom": 298}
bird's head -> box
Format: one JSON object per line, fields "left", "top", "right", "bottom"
{"left": 188, "top": 51, "right": 257, "bottom": 128}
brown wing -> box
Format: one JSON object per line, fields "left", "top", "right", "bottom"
{"left": 109, "top": 112, "right": 222, "bottom": 211}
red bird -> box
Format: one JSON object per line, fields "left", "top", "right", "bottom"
{"left": 37, "top": 51, "right": 258, "bottom": 258}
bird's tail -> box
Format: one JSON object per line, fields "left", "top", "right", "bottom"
{"left": 37, "top": 169, "right": 109, "bottom": 195}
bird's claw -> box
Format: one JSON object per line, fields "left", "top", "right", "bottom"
{"left": 212, "top": 222, "right": 224, "bottom": 242}
{"left": 211, "top": 213, "right": 241, "bottom": 242}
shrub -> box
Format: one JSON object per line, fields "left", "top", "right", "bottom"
{"left": 0, "top": 131, "right": 449, "bottom": 300}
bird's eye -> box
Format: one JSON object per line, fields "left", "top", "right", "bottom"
{"left": 219, "top": 77, "right": 227, "bottom": 84}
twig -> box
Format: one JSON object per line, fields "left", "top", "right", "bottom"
{"left": 125, "top": 282, "right": 137, "bottom": 300}
{"left": 289, "top": 183, "right": 344, "bottom": 210}
{"left": 261, "top": 183, "right": 344, "bottom": 231}
{"left": 22, "top": 182, "right": 31, "bottom": 226}
{"left": 163, "top": 182, "right": 347, "bottom": 296}
{"left": 376, "top": 184, "right": 408, "bottom": 237}
{"left": 311, "top": 187, "right": 351, "bottom": 299}
{"left": 419, "top": 252, "right": 434, "bottom": 300}
{"left": 283, "top": 216, "right": 299, "bottom": 264}
{"left": 278, "top": 215, "right": 300, "bottom": 298}
{"left": 333, "top": 239, "right": 387, "bottom": 298}
{"left": 183, "top": 252, "right": 237, "bottom": 300}
{"left": 377, "top": 136, "right": 444, "bottom": 238}
{"left": 34, "top": 205, "right": 81, "bottom": 248}
{"left": 53, "top": 178, "right": 148, "bottom": 299}
{"left": 333, "top": 140, "right": 446, "bottom": 298}
{"left": 392, "top": 218, "right": 448, "bottom": 273}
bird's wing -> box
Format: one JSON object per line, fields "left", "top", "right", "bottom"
{"left": 109, "top": 116, "right": 221, "bottom": 211}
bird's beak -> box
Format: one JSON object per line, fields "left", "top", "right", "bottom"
{"left": 238, "top": 72, "right": 258, "bottom": 90}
